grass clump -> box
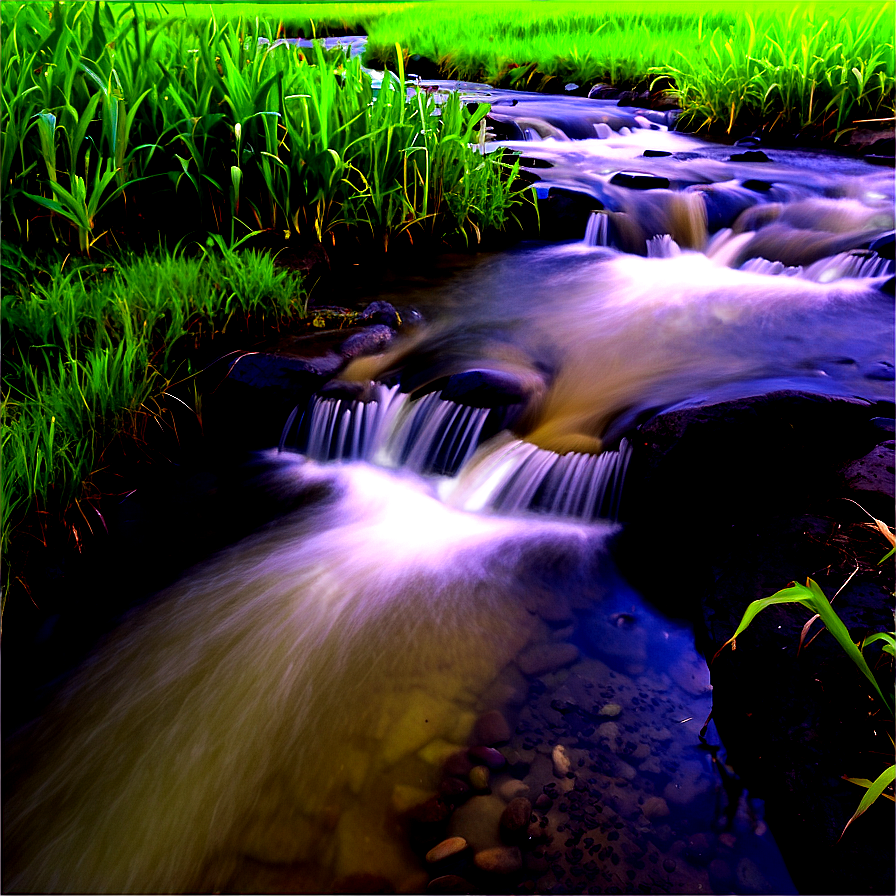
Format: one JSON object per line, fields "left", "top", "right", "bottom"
{"left": 2, "top": 0, "right": 527, "bottom": 259}
{"left": 0, "top": 245, "right": 306, "bottom": 619}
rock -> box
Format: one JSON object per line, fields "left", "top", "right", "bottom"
{"left": 729, "top": 149, "right": 771, "bottom": 162}
{"left": 442, "top": 368, "right": 536, "bottom": 409}
{"left": 438, "top": 777, "right": 471, "bottom": 805}
{"left": 742, "top": 178, "right": 773, "bottom": 192}
{"left": 407, "top": 797, "right": 453, "bottom": 826}
{"left": 358, "top": 301, "right": 401, "bottom": 329}
{"left": 643, "top": 149, "right": 672, "bottom": 157}
{"left": 317, "top": 379, "right": 369, "bottom": 401}
{"left": 869, "top": 230, "right": 895, "bottom": 260}
{"left": 426, "top": 837, "right": 469, "bottom": 864}
{"left": 735, "top": 135, "right": 763, "bottom": 147}
{"left": 588, "top": 84, "right": 621, "bottom": 99}
{"left": 473, "top": 845, "right": 522, "bottom": 874}
{"left": 468, "top": 746, "right": 506, "bottom": 769}
{"left": 610, "top": 171, "right": 670, "bottom": 190}
{"left": 551, "top": 743, "right": 571, "bottom": 777}
{"left": 469, "top": 765, "right": 490, "bottom": 792}
{"left": 472, "top": 710, "right": 512, "bottom": 746}
{"left": 641, "top": 796, "right": 671, "bottom": 819}
{"left": 448, "top": 795, "right": 505, "bottom": 851}
{"left": 497, "top": 779, "right": 530, "bottom": 801}
{"left": 837, "top": 440, "right": 895, "bottom": 518}
{"left": 598, "top": 703, "right": 622, "bottom": 717}
{"left": 517, "top": 642, "right": 579, "bottom": 676}
{"left": 339, "top": 324, "right": 395, "bottom": 360}
{"left": 427, "top": 874, "right": 471, "bottom": 894}
{"left": 499, "top": 797, "right": 532, "bottom": 839}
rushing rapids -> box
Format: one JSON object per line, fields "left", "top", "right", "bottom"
{"left": 4, "top": 69, "right": 893, "bottom": 895}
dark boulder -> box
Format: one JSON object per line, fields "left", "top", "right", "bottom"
{"left": 339, "top": 324, "right": 395, "bottom": 360}
{"left": 729, "top": 149, "right": 772, "bottom": 162}
{"left": 441, "top": 368, "right": 537, "bottom": 408}
{"left": 359, "top": 300, "right": 401, "bottom": 329}
{"left": 610, "top": 171, "right": 670, "bottom": 190}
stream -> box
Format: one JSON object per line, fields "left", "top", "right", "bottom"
{"left": 3, "top": 68, "right": 893, "bottom": 895}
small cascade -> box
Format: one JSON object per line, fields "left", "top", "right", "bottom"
{"left": 284, "top": 385, "right": 632, "bottom": 520}
{"left": 583, "top": 211, "right": 610, "bottom": 247}
{"left": 444, "top": 436, "right": 632, "bottom": 522}
{"left": 284, "top": 384, "right": 520, "bottom": 477}
{"left": 803, "top": 250, "right": 891, "bottom": 282}
{"left": 646, "top": 234, "right": 682, "bottom": 258}
{"left": 739, "top": 257, "right": 803, "bottom": 277}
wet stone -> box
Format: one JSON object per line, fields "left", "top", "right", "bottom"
{"left": 499, "top": 797, "right": 533, "bottom": 839}
{"left": 474, "top": 845, "right": 523, "bottom": 874}
{"left": 426, "top": 837, "right": 469, "bottom": 864}
{"left": 729, "top": 149, "right": 771, "bottom": 162}
{"left": 469, "top": 765, "right": 490, "bottom": 792}
{"left": 468, "top": 746, "right": 506, "bottom": 769}
{"left": 497, "top": 779, "right": 530, "bottom": 801}
{"left": 610, "top": 171, "right": 670, "bottom": 190}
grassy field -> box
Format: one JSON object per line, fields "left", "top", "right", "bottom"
{"left": 159, "top": 0, "right": 896, "bottom": 140}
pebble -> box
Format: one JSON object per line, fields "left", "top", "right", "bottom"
{"left": 426, "top": 837, "right": 469, "bottom": 864}
{"left": 499, "top": 797, "right": 533, "bottom": 838}
{"left": 497, "top": 779, "right": 530, "bottom": 801}
{"left": 599, "top": 703, "right": 622, "bottom": 717}
{"left": 474, "top": 845, "right": 523, "bottom": 874}
{"left": 517, "top": 642, "right": 579, "bottom": 677}
{"left": 473, "top": 710, "right": 512, "bottom": 746}
{"left": 551, "top": 744, "right": 571, "bottom": 777}
{"left": 468, "top": 746, "right": 506, "bottom": 769}
{"left": 469, "top": 765, "right": 490, "bottom": 791}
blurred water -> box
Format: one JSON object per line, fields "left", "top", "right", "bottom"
{"left": 5, "top": 82, "right": 893, "bottom": 894}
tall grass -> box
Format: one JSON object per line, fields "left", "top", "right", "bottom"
{"left": 205, "top": 0, "right": 893, "bottom": 142}
{"left": 0, "top": 246, "right": 306, "bottom": 617}
{"left": 1, "top": 1, "right": 526, "bottom": 257}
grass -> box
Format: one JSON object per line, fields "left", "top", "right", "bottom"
{"left": 0, "top": 243, "right": 307, "bottom": 619}
{"left": 1, "top": 1, "right": 527, "bottom": 257}
{"left": 152, "top": 0, "right": 896, "bottom": 142}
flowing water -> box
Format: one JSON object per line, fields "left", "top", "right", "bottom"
{"left": 3, "top": 76, "right": 893, "bottom": 895}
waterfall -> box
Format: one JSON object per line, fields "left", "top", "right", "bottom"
{"left": 583, "top": 210, "right": 610, "bottom": 247}
{"left": 646, "top": 234, "right": 682, "bottom": 258}
{"left": 444, "top": 435, "right": 632, "bottom": 522}
{"left": 285, "top": 386, "right": 630, "bottom": 519}
{"left": 803, "top": 250, "right": 891, "bottom": 282}
{"left": 739, "top": 250, "right": 890, "bottom": 282}
{"left": 285, "top": 385, "right": 520, "bottom": 478}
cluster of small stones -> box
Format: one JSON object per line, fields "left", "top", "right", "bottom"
{"left": 399, "top": 611, "right": 778, "bottom": 895}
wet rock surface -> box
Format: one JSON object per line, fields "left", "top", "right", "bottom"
{"left": 618, "top": 391, "right": 895, "bottom": 896}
